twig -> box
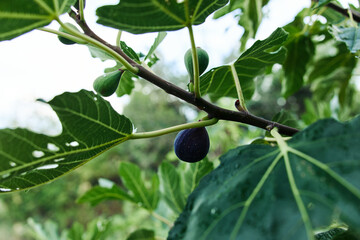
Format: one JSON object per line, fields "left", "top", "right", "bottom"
{"left": 68, "top": 11, "right": 299, "bottom": 136}
{"left": 313, "top": 0, "right": 360, "bottom": 23}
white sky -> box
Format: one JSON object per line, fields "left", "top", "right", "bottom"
{"left": 0, "top": 0, "right": 356, "bottom": 134}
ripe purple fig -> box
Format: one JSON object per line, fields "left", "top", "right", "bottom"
{"left": 174, "top": 127, "right": 210, "bottom": 163}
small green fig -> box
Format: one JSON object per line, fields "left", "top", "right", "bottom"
{"left": 58, "top": 23, "right": 81, "bottom": 45}
{"left": 184, "top": 47, "right": 209, "bottom": 79}
{"left": 174, "top": 127, "right": 210, "bottom": 163}
{"left": 93, "top": 70, "right": 123, "bottom": 97}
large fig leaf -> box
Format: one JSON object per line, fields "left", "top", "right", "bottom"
{"left": 168, "top": 116, "right": 360, "bottom": 240}
{"left": 0, "top": 90, "right": 133, "bottom": 192}
{"left": 200, "top": 27, "right": 287, "bottom": 100}
{"left": 0, "top": 0, "right": 76, "bottom": 41}
{"left": 96, "top": 0, "right": 229, "bottom": 34}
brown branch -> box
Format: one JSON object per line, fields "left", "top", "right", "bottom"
{"left": 69, "top": 11, "right": 299, "bottom": 136}
{"left": 313, "top": 0, "right": 360, "bottom": 23}
{"left": 327, "top": 3, "right": 360, "bottom": 22}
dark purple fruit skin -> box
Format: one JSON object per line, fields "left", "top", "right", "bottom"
{"left": 174, "top": 127, "right": 210, "bottom": 163}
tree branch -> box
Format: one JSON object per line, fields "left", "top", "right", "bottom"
{"left": 327, "top": 2, "right": 360, "bottom": 22}
{"left": 313, "top": 0, "right": 360, "bottom": 23}
{"left": 69, "top": 11, "right": 299, "bottom": 136}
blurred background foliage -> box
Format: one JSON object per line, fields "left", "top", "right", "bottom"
{"left": 1, "top": 0, "right": 360, "bottom": 239}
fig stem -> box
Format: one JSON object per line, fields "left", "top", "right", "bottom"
{"left": 130, "top": 118, "right": 218, "bottom": 139}
{"left": 55, "top": 18, "right": 139, "bottom": 74}
{"left": 151, "top": 212, "right": 173, "bottom": 227}
{"left": 38, "top": 27, "right": 87, "bottom": 44}
{"left": 187, "top": 25, "right": 201, "bottom": 98}
{"left": 231, "top": 63, "right": 248, "bottom": 112}
{"left": 116, "top": 30, "right": 122, "bottom": 47}
{"left": 79, "top": 0, "right": 85, "bottom": 21}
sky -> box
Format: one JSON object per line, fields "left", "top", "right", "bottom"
{"left": 0, "top": 0, "right": 356, "bottom": 134}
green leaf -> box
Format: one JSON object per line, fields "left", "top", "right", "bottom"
{"left": 145, "top": 32, "right": 167, "bottom": 61}
{"left": 116, "top": 70, "right": 136, "bottom": 97}
{"left": 308, "top": 45, "right": 356, "bottom": 104}
{"left": 200, "top": 27, "right": 288, "bottom": 100}
{"left": 96, "top": 0, "right": 229, "bottom": 34}
{"left": 282, "top": 35, "right": 315, "bottom": 98}
{"left": 168, "top": 116, "right": 360, "bottom": 239}
{"left": 313, "top": 0, "right": 333, "bottom": 8}
{"left": 87, "top": 45, "right": 117, "bottom": 62}
{"left": 84, "top": 218, "right": 112, "bottom": 240}
{"left": 330, "top": 26, "right": 360, "bottom": 53}
{"left": 213, "top": 0, "right": 242, "bottom": 19}
{"left": 67, "top": 222, "right": 84, "bottom": 240}
{"left": 77, "top": 185, "right": 135, "bottom": 206}
{"left": 214, "top": 0, "right": 270, "bottom": 50}
{"left": 302, "top": 98, "right": 332, "bottom": 125}
{"left": 126, "top": 229, "right": 155, "bottom": 240}
{"left": 265, "top": 110, "right": 300, "bottom": 137}
{"left": 159, "top": 162, "right": 186, "bottom": 215}
{"left": 238, "top": 0, "right": 271, "bottom": 51}
{"left": 118, "top": 162, "right": 159, "bottom": 211}
{"left": 0, "top": 0, "right": 76, "bottom": 41}
{"left": 0, "top": 90, "right": 133, "bottom": 192}
{"left": 120, "top": 41, "right": 141, "bottom": 63}
{"left": 308, "top": 50, "right": 355, "bottom": 83}
{"left": 179, "top": 159, "right": 214, "bottom": 197}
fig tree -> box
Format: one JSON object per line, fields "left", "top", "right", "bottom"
{"left": 184, "top": 47, "right": 209, "bottom": 79}
{"left": 93, "top": 70, "right": 123, "bottom": 97}
{"left": 174, "top": 127, "right": 210, "bottom": 163}
{"left": 58, "top": 23, "right": 81, "bottom": 45}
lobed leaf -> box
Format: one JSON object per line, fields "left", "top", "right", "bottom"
{"left": 77, "top": 185, "right": 134, "bottom": 206}
{"left": 0, "top": 90, "right": 133, "bottom": 192}
{"left": 159, "top": 162, "right": 186, "bottom": 215}
{"left": 179, "top": 159, "right": 214, "bottom": 197}
{"left": 96, "top": 0, "right": 229, "bottom": 34}
{"left": 118, "top": 162, "right": 160, "bottom": 211}
{"left": 200, "top": 27, "right": 288, "bottom": 100}
{"left": 168, "top": 116, "right": 360, "bottom": 239}
{"left": 0, "top": 0, "right": 76, "bottom": 41}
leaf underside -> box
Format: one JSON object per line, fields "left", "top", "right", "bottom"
{"left": 168, "top": 116, "right": 360, "bottom": 240}
{"left": 0, "top": 0, "right": 76, "bottom": 41}
{"left": 0, "top": 90, "right": 133, "bottom": 192}
{"left": 96, "top": 0, "right": 229, "bottom": 34}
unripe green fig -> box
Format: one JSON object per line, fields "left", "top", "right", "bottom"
{"left": 184, "top": 47, "right": 209, "bottom": 79}
{"left": 58, "top": 23, "right": 81, "bottom": 45}
{"left": 93, "top": 70, "right": 123, "bottom": 97}
{"left": 174, "top": 127, "right": 210, "bottom": 163}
